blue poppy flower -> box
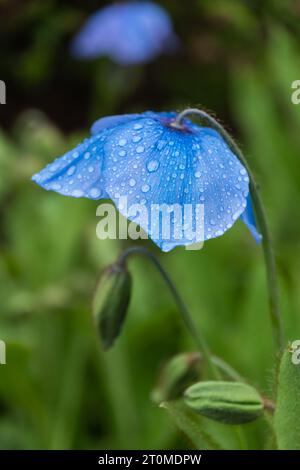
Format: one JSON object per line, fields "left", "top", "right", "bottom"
{"left": 71, "top": 1, "right": 178, "bottom": 65}
{"left": 32, "top": 111, "right": 262, "bottom": 251}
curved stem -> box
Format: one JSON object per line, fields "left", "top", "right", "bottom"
{"left": 174, "top": 109, "right": 284, "bottom": 352}
{"left": 118, "top": 246, "right": 221, "bottom": 380}
{"left": 211, "top": 356, "right": 244, "bottom": 382}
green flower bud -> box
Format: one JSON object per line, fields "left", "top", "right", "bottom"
{"left": 92, "top": 263, "right": 132, "bottom": 349}
{"left": 184, "top": 381, "right": 263, "bottom": 424}
{"left": 152, "top": 352, "right": 201, "bottom": 404}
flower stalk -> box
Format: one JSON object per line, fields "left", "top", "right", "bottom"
{"left": 118, "top": 246, "right": 221, "bottom": 380}
{"left": 175, "top": 109, "right": 284, "bottom": 353}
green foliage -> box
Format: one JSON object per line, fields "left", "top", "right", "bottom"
{"left": 0, "top": 0, "right": 299, "bottom": 450}
{"left": 274, "top": 347, "right": 300, "bottom": 450}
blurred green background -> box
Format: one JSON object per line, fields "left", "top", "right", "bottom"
{"left": 0, "top": 0, "right": 300, "bottom": 450}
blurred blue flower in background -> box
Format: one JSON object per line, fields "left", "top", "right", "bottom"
{"left": 32, "top": 111, "right": 262, "bottom": 251}
{"left": 71, "top": 1, "right": 178, "bottom": 65}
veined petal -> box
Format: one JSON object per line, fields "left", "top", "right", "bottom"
{"left": 102, "top": 114, "right": 250, "bottom": 250}
{"left": 32, "top": 133, "right": 109, "bottom": 200}
{"left": 91, "top": 114, "right": 142, "bottom": 135}
{"left": 240, "top": 195, "right": 262, "bottom": 244}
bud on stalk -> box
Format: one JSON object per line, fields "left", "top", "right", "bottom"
{"left": 184, "top": 381, "right": 263, "bottom": 424}
{"left": 92, "top": 263, "right": 132, "bottom": 349}
{"left": 152, "top": 352, "right": 201, "bottom": 404}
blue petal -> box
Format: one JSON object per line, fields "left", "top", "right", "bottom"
{"left": 71, "top": 1, "right": 178, "bottom": 65}
{"left": 91, "top": 114, "right": 142, "bottom": 135}
{"left": 240, "top": 194, "right": 262, "bottom": 244}
{"left": 32, "top": 133, "right": 110, "bottom": 199}
{"left": 102, "top": 113, "right": 250, "bottom": 251}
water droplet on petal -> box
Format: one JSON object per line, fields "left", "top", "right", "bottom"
{"left": 141, "top": 184, "right": 150, "bottom": 193}
{"left": 50, "top": 163, "right": 60, "bottom": 172}
{"left": 147, "top": 160, "right": 159, "bottom": 172}
{"left": 118, "top": 139, "right": 127, "bottom": 147}
{"left": 136, "top": 145, "right": 145, "bottom": 154}
{"left": 194, "top": 171, "right": 201, "bottom": 178}
{"left": 157, "top": 140, "right": 166, "bottom": 150}
{"left": 133, "top": 123, "right": 143, "bottom": 130}
{"left": 89, "top": 188, "right": 101, "bottom": 199}
{"left": 119, "top": 150, "right": 126, "bottom": 157}
{"left": 132, "top": 135, "right": 142, "bottom": 143}
{"left": 88, "top": 166, "right": 94, "bottom": 173}
{"left": 129, "top": 178, "right": 136, "bottom": 187}
{"left": 67, "top": 166, "right": 76, "bottom": 176}
{"left": 72, "top": 189, "right": 84, "bottom": 197}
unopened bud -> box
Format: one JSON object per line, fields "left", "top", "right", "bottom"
{"left": 92, "top": 263, "right": 132, "bottom": 349}
{"left": 152, "top": 352, "right": 201, "bottom": 404}
{"left": 184, "top": 381, "right": 263, "bottom": 424}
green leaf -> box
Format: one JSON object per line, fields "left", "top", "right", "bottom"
{"left": 274, "top": 346, "right": 300, "bottom": 449}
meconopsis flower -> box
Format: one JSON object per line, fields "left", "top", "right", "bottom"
{"left": 71, "top": 1, "right": 178, "bottom": 65}
{"left": 32, "top": 111, "right": 262, "bottom": 251}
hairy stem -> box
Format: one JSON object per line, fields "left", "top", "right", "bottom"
{"left": 175, "top": 109, "right": 284, "bottom": 352}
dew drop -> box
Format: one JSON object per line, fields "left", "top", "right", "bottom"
{"left": 194, "top": 171, "right": 201, "bottom": 178}
{"left": 136, "top": 145, "right": 145, "bottom": 154}
{"left": 88, "top": 166, "right": 94, "bottom": 173}
{"left": 72, "top": 189, "right": 84, "bottom": 197}
{"left": 50, "top": 163, "right": 60, "bottom": 172}
{"left": 89, "top": 188, "right": 101, "bottom": 199}
{"left": 118, "top": 138, "right": 127, "bottom": 147}
{"left": 147, "top": 160, "right": 159, "bottom": 172}
{"left": 133, "top": 123, "right": 143, "bottom": 130}
{"left": 67, "top": 166, "right": 76, "bottom": 176}
{"left": 141, "top": 184, "right": 150, "bottom": 193}
{"left": 132, "top": 135, "right": 142, "bottom": 143}
{"left": 119, "top": 150, "right": 126, "bottom": 157}
{"left": 129, "top": 178, "right": 136, "bottom": 187}
{"left": 157, "top": 140, "right": 166, "bottom": 150}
